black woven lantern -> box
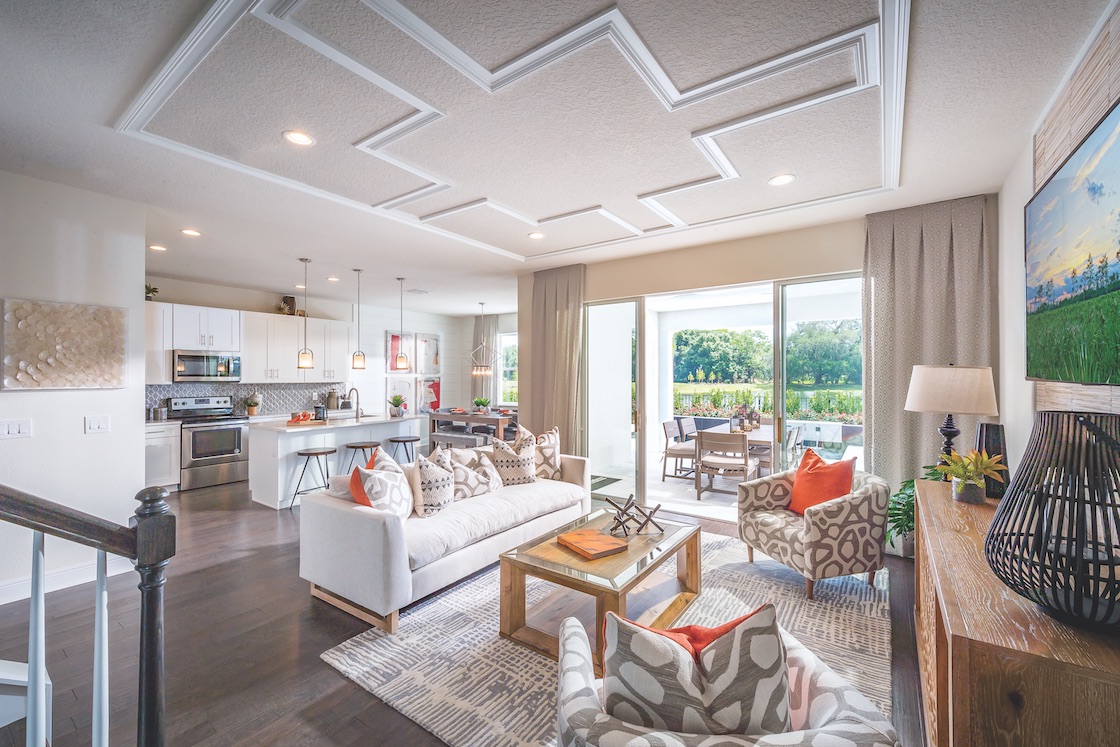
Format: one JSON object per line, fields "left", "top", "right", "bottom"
{"left": 985, "top": 411, "right": 1120, "bottom": 630}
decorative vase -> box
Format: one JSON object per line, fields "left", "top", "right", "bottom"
{"left": 986, "top": 411, "right": 1120, "bottom": 629}
{"left": 247, "top": 406, "right": 259, "bottom": 416}
{"left": 390, "top": 405, "right": 403, "bottom": 417}
{"left": 951, "top": 477, "right": 985, "bottom": 504}
{"left": 975, "top": 422, "right": 1009, "bottom": 499}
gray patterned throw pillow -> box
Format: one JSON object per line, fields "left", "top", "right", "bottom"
{"left": 603, "top": 604, "right": 790, "bottom": 736}
{"left": 413, "top": 448, "right": 454, "bottom": 517}
{"left": 517, "top": 425, "right": 562, "bottom": 480}
{"left": 449, "top": 449, "right": 500, "bottom": 500}
{"left": 492, "top": 437, "right": 537, "bottom": 486}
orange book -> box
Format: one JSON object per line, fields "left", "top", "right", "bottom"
{"left": 557, "top": 529, "right": 627, "bottom": 560}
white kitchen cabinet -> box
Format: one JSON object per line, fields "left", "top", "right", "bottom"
{"left": 330, "top": 320, "right": 354, "bottom": 382}
{"left": 145, "top": 422, "right": 181, "bottom": 489}
{"left": 171, "top": 304, "right": 241, "bottom": 351}
{"left": 241, "top": 311, "right": 304, "bottom": 383}
{"left": 144, "top": 301, "right": 174, "bottom": 385}
{"left": 297, "top": 318, "right": 353, "bottom": 382}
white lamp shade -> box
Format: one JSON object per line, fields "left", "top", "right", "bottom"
{"left": 351, "top": 350, "right": 366, "bottom": 370}
{"left": 297, "top": 348, "right": 314, "bottom": 369}
{"left": 904, "top": 365, "right": 998, "bottom": 416}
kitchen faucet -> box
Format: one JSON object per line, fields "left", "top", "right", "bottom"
{"left": 347, "top": 387, "right": 361, "bottom": 420}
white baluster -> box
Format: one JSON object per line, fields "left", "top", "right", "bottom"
{"left": 26, "top": 531, "right": 46, "bottom": 747}
{"left": 92, "top": 550, "right": 108, "bottom": 747}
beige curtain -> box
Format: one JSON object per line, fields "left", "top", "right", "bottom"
{"left": 863, "top": 195, "right": 995, "bottom": 493}
{"left": 530, "top": 265, "right": 585, "bottom": 455}
{"left": 470, "top": 313, "right": 500, "bottom": 404}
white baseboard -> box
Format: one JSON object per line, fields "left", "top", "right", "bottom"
{"left": 0, "top": 555, "right": 134, "bottom": 607}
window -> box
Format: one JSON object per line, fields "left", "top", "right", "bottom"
{"left": 498, "top": 333, "right": 518, "bottom": 405}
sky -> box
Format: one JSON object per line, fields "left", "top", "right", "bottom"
{"left": 1026, "top": 102, "right": 1120, "bottom": 311}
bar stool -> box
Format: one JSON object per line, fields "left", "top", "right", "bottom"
{"left": 387, "top": 435, "right": 421, "bottom": 463}
{"left": 290, "top": 447, "right": 336, "bottom": 510}
{"left": 343, "top": 440, "right": 381, "bottom": 472}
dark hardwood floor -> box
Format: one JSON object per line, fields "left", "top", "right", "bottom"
{"left": 0, "top": 485, "right": 921, "bottom": 746}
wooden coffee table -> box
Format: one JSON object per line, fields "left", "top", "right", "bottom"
{"left": 499, "top": 509, "right": 701, "bottom": 674}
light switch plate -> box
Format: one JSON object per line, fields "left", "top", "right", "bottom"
{"left": 84, "top": 415, "right": 110, "bottom": 434}
{"left": 0, "top": 419, "right": 32, "bottom": 439}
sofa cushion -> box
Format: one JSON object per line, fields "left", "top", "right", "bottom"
{"left": 350, "top": 464, "right": 413, "bottom": 520}
{"left": 404, "top": 480, "right": 584, "bottom": 570}
{"left": 449, "top": 448, "right": 501, "bottom": 500}
{"left": 518, "top": 425, "right": 562, "bottom": 480}
{"left": 413, "top": 450, "right": 454, "bottom": 518}
{"left": 493, "top": 438, "right": 537, "bottom": 486}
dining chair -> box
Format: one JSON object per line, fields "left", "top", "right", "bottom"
{"left": 695, "top": 430, "right": 759, "bottom": 501}
{"left": 660, "top": 420, "right": 696, "bottom": 481}
{"left": 679, "top": 417, "right": 698, "bottom": 442}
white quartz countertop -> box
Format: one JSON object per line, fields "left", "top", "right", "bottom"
{"left": 248, "top": 414, "right": 426, "bottom": 433}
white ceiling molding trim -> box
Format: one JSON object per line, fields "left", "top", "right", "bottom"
{"left": 421, "top": 199, "right": 644, "bottom": 238}
{"left": 880, "top": 0, "right": 910, "bottom": 188}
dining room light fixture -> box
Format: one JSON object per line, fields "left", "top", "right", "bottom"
{"left": 180, "top": 228, "right": 201, "bottom": 236}
{"left": 351, "top": 268, "right": 366, "bottom": 370}
{"left": 283, "top": 130, "right": 316, "bottom": 146}
{"left": 394, "top": 277, "right": 409, "bottom": 370}
{"left": 767, "top": 174, "right": 796, "bottom": 186}
{"left": 297, "top": 258, "right": 314, "bottom": 369}
{"left": 327, "top": 276, "right": 340, "bottom": 282}
{"left": 466, "top": 302, "right": 498, "bottom": 377}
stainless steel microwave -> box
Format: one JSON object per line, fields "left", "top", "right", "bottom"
{"left": 173, "top": 350, "right": 241, "bottom": 382}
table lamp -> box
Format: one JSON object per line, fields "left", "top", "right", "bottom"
{"left": 904, "top": 365, "right": 998, "bottom": 457}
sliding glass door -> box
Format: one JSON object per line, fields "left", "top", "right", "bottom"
{"left": 776, "top": 276, "right": 864, "bottom": 471}
{"left": 585, "top": 300, "right": 643, "bottom": 503}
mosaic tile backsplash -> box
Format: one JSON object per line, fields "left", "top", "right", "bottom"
{"left": 146, "top": 382, "right": 342, "bottom": 416}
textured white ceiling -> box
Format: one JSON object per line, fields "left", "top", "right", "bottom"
{"left": 0, "top": 0, "right": 1111, "bottom": 313}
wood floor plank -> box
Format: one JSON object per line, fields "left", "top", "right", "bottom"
{"left": 0, "top": 483, "right": 920, "bottom": 746}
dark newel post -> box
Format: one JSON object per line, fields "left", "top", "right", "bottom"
{"left": 132, "top": 487, "right": 176, "bottom": 747}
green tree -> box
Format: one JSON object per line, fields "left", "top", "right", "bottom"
{"left": 784, "top": 320, "right": 862, "bottom": 386}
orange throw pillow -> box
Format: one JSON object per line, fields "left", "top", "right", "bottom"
{"left": 788, "top": 448, "right": 856, "bottom": 515}
{"left": 614, "top": 605, "right": 771, "bottom": 664}
{"left": 348, "top": 467, "right": 372, "bottom": 507}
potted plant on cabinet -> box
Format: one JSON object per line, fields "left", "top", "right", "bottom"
{"left": 387, "top": 394, "right": 407, "bottom": 417}
{"left": 473, "top": 397, "right": 491, "bottom": 414}
{"left": 887, "top": 464, "right": 939, "bottom": 557}
{"left": 145, "top": 283, "right": 159, "bottom": 301}
{"left": 244, "top": 394, "right": 261, "bottom": 417}
{"left": 935, "top": 449, "right": 1008, "bottom": 504}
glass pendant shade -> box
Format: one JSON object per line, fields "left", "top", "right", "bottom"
{"left": 352, "top": 351, "right": 366, "bottom": 369}
{"left": 472, "top": 364, "right": 492, "bottom": 377}
{"left": 297, "top": 257, "right": 314, "bottom": 369}
{"left": 395, "top": 352, "right": 409, "bottom": 370}
{"left": 297, "top": 348, "right": 314, "bottom": 369}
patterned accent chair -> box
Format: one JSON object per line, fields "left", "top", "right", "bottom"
{"left": 738, "top": 469, "right": 889, "bottom": 599}
{"left": 557, "top": 618, "right": 901, "bottom": 747}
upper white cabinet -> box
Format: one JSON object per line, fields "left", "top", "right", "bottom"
{"left": 240, "top": 311, "right": 305, "bottom": 383}
{"left": 172, "top": 304, "right": 241, "bottom": 351}
{"left": 299, "top": 318, "right": 354, "bottom": 382}
{"left": 144, "top": 301, "right": 174, "bottom": 385}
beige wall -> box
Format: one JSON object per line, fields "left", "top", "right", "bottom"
{"left": 0, "top": 171, "right": 147, "bottom": 601}
{"left": 517, "top": 218, "right": 865, "bottom": 433}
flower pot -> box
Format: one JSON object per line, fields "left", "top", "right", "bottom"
{"left": 900, "top": 532, "right": 915, "bottom": 558}
{"left": 247, "top": 406, "right": 259, "bottom": 416}
{"left": 389, "top": 405, "right": 403, "bottom": 417}
{"left": 951, "top": 477, "right": 985, "bottom": 504}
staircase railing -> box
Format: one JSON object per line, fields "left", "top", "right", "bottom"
{"left": 0, "top": 484, "right": 176, "bottom": 747}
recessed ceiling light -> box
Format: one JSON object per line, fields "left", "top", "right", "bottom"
{"left": 180, "top": 228, "right": 201, "bottom": 236}
{"left": 295, "top": 284, "right": 305, "bottom": 289}
{"left": 528, "top": 231, "right": 545, "bottom": 239}
{"left": 283, "top": 130, "right": 316, "bottom": 146}
{"left": 148, "top": 244, "right": 167, "bottom": 252}
{"left": 767, "top": 174, "right": 796, "bottom": 186}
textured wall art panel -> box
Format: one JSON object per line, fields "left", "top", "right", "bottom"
{"left": 1, "top": 298, "right": 128, "bottom": 390}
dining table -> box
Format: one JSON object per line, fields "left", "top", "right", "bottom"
{"left": 429, "top": 411, "right": 513, "bottom": 437}
{"left": 700, "top": 421, "right": 775, "bottom": 448}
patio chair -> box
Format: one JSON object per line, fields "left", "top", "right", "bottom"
{"left": 678, "top": 416, "right": 698, "bottom": 442}
{"left": 660, "top": 420, "right": 696, "bottom": 481}
{"left": 695, "top": 430, "right": 759, "bottom": 501}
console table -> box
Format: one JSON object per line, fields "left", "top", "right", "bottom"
{"left": 915, "top": 480, "right": 1120, "bottom": 746}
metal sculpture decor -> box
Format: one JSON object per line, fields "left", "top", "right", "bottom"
{"left": 605, "top": 495, "right": 664, "bottom": 536}
{"left": 984, "top": 411, "right": 1120, "bottom": 629}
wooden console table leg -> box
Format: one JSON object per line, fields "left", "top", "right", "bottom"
{"left": 500, "top": 560, "right": 526, "bottom": 637}
{"left": 678, "top": 531, "right": 702, "bottom": 594}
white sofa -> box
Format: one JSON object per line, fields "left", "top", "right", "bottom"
{"left": 300, "top": 453, "right": 591, "bottom": 632}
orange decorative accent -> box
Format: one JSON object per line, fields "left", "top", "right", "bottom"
{"left": 348, "top": 467, "right": 372, "bottom": 507}
{"left": 557, "top": 529, "right": 628, "bottom": 559}
{"left": 788, "top": 448, "right": 856, "bottom": 515}
{"left": 364, "top": 448, "right": 378, "bottom": 470}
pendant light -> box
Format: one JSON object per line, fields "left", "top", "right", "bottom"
{"left": 471, "top": 303, "right": 493, "bottom": 377}
{"left": 394, "top": 277, "right": 409, "bottom": 370}
{"left": 297, "top": 258, "right": 314, "bottom": 369}
{"left": 351, "top": 268, "right": 366, "bottom": 369}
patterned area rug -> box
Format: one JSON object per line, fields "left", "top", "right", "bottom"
{"left": 322, "top": 534, "right": 891, "bottom": 747}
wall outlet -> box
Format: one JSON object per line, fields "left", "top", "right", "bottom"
{"left": 84, "top": 415, "right": 110, "bottom": 434}
{"left": 0, "top": 419, "right": 31, "bottom": 439}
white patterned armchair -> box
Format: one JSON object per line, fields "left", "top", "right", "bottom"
{"left": 557, "top": 618, "right": 900, "bottom": 746}
{"left": 738, "top": 469, "right": 890, "bottom": 599}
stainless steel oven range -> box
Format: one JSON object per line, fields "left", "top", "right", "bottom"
{"left": 169, "top": 396, "right": 249, "bottom": 491}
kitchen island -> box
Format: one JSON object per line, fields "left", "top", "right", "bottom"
{"left": 248, "top": 414, "right": 426, "bottom": 509}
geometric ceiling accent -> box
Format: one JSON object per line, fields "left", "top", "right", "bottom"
{"left": 117, "top": 0, "right": 909, "bottom": 263}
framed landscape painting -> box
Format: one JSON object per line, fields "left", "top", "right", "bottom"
{"left": 1025, "top": 97, "right": 1120, "bottom": 385}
